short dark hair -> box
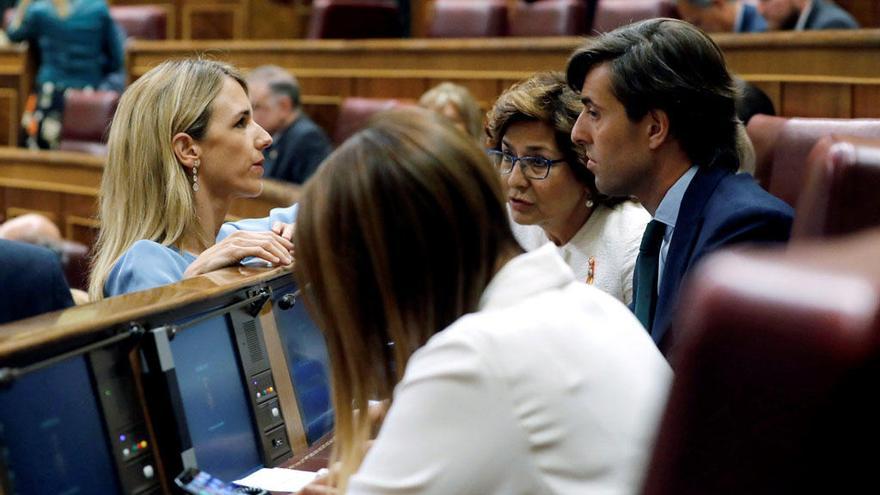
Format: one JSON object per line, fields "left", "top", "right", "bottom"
{"left": 269, "top": 80, "right": 301, "bottom": 109}
{"left": 566, "top": 18, "right": 738, "bottom": 170}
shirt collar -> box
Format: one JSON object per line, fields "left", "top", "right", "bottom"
{"left": 653, "top": 165, "right": 699, "bottom": 229}
{"left": 479, "top": 243, "right": 574, "bottom": 311}
{"left": 734, "top": 2, "right": 745, "bottom": 32}
{"left": 795, "top": 0, "right": 814, "bottom": 30}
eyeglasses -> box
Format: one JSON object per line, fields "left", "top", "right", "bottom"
{"left": 487, "top": 149, "right": 565, "bottom": 180}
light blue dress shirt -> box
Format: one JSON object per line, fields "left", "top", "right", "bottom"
{"left": 104, "top": 204, "right": 298, "bottom": 297}
{"left": 651, "top": 166, "right": 698, "bottom": 288}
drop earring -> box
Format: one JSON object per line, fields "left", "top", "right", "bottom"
{"left": 192, "top": 159, "right": 200, "bottom": 192}
{"left": 586, "top": 198, "right": 594, "bottom": 208}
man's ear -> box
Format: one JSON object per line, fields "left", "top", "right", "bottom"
{"left": 172, "top": 132, "right": 201, "bottom": 170}
{"left": 646, "top": 109, "right": 670, "bottom": 150}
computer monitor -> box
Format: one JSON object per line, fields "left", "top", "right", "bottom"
{"left": 141, "top": 291, "right": 294, "bottom": 483}
{"left": 267, "top": 279, "right": 334, "bottom": 445}
{"left": 0, "top": 345, "right": 160, "bottom": 494}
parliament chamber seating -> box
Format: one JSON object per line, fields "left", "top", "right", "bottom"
{"left": 509, "top": 0, "right": 588, "bottom": 37}
{"left": 592, "top": 0, "right": 677, "bottom": 34}
{"left": 332, "top": 97, "right": 409, "bottom": 146}
{"left": 427, "top": 0, "right": 509, "bottom": 38}
{"left": 307, "top": 0, "right": 402, "bottom": 39}
{"left": 642, "top": 233, "right": 880, "bottom": 494}
{"left": 58, "top": 90, "right": 120, "bottom": 156}
{"left": 58, "top": 239, "right": 90, "bottom": 291}
{"left": 109, "top": 5, "right": 168, "bottom": 40}
{"left": 791, "top": 136, "right": 880, "bottom": 240}
{"left": 746, "top": 115, "right": 880, "bottom": 207}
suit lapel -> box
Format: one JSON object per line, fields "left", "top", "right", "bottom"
{"left": 652, "top": 166, "right": 729, "bottom": 345}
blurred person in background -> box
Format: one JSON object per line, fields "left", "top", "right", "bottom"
{"left": 7, "top": 0, "right": 124, "bottom": 149}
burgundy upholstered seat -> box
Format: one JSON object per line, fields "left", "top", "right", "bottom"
{"left": 509, "top": 0, "right": 588, "bottom": 36}
{"left": 332, "top": 97, "right": 405, "bottom": 146}
{"left": 307, "top": 0, "right": 401, "bottom": 39}
{"left": 746, "top": 115, "right": 880, "bottom": 206}
{"left": 109, "top": 5, "right": 168, "bottom": 40}
{"left": 642, "top": 232, "right": 880, "bottom": 494}
{"left": 792, "top": 136, "right": 880, "bottom": 239}
{"left": 59, "top": 90, "right": 120, "bottom": 156}
{"left": 591, "top": 0, "right": 677, "bottom": 34}
{"left": 428, "top": 0, "right": 509, "bottom": 38}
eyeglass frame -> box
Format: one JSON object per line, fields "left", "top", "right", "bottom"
{"left": 487, "top": 149, "right": 566, "bottom": 180}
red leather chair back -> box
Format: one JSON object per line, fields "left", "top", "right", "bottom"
{"left": 332, "top": 97, "right": 404, "bottom": 146}
{"left": 509, "top": 0, "right": 587, "bottom": 36}
{"left": 747, "top": 115, "right": 880, "bottom": 206}
{"left": 109, "top": 6, "right": 168, "bottom": 40}
{"left": 792, "top": 136, "right": 880, "bottom": 239}
{"left": 59, "top": 90, "right": 120, "bottom": 156}
{"left": 428, "top": 0, "right": 509, "bottom": 38}
{"left": 307, "top": 0, "right": 401, "bottom": 39}
{"left": 642, "top": 237, "right": 880, "bottom": 494}
{"left": 59, "top": 240, "right": 90, "bottom": 291}
{"left": 592, "top": 0, "right": 677, "bottom": 34}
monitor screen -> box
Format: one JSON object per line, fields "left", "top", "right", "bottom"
{"left": 170, "top": 314, "right": 263, "bottom": 481}
{"left": 0, "top": 355, "right": 120, "bottom": 494}
{"left": 272, "top": 282, "right": 334, "bottom": 444}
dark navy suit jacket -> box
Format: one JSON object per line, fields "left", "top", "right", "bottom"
{"left": 737, "top": 3, "right": 767, "bottom": 33}
{"left": 633, "top": 167, "right": 794, "bottom": 354}
{"left": 803, "top": 0, "right": 859, "bottom": 30}
{"left": 264, "top": 114, "right": 332, "bottom": 185}
{"left": 0, "top": 240, "right": 73, "bottom": 325}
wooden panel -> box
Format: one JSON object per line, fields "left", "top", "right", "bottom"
{"left": 354, "top": 77, "right": 427, "bottom": 99}
{"left": 749, "top": 80, "right": 783, "bottom": 116}
{"left": 297, "top": 77, "right": 354, "bottom": 98}
{"left": 835, "top": 0, "right": 880, "bottom": 28}
{"left": 781, "top": 83, "right": 852, "bottom": 118}
{"left": 182, "top": 3, "right": 245, "bottom": 40}
{"left": 0, "top": 89, "right": 16, "bottom": 147}
{"left": 5, "top": 189, "right": 62, "bottom": 222}
{"left": 248, "top": 0, "right": 299, "bottom": 39}
{"left": 852, "top": 84, "right": 880, "bottom": 117}
{"left": 65, "top": 215, "right": 100, "bottom": 247}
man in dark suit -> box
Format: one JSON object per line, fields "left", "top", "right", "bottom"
{"left": 758, "top": 0, "right": 858, "bottom": 30}
{"left": 677, "top": 0, "right": 768, "bottom": 33}
{"left": 0, "top": 239, "right": 74, "bottom": 324}
{"left": 568, "top": 18, "right": 794, "bottom": 355}
{"left": 247, "top": 65, "right": 332, "bottom": 187}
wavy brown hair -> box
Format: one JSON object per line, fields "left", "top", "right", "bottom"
{"left": 293, "top": 107, "right": 520, "bottom": 491}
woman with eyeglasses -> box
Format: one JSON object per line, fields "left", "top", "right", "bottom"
{"left": 296, "top": 107, "right": 670, "bottom": 495}
{"left": 486, "top": 72, "right": 649, "bottom": 305}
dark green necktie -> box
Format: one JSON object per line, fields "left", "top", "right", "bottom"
{"left": 634, "top": 220, "right": 666, "bottom": 332}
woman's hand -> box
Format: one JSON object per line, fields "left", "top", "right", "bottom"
{"left": 272, "top": 221, "right": 295, "bottom": 242}
{"left": 183, "top": 230, "right": 293, "bottom": 278}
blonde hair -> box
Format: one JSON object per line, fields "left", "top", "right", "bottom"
{"left": 294, "top": 108, "right": 519, "bottom": 491}
{"left": 418, "top": 82, "right": 483, "bottom": 140}
{"left": 51, "top": 0, "right": 69, "bottom": 18}
{"left": 89, "top": 59, "right": 246, "bottom": 300}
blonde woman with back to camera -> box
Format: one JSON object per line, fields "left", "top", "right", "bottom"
{"left": 89, "top": 59, "right": 297, "bottom": 300}
{"left": 296, "top": 108, "right": 671, "bottom": 495}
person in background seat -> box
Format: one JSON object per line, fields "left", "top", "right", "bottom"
{"left": 757, "top": 0, "right": 858, "bottom": 30}
{"left": 7, "top": 0, "right": 124, "bottom": 149}
{"left": 0, "top": 239, "right": 73, "bottom": 324}
{"left": 676, "top": 0, "right": 768, "bottom": 33}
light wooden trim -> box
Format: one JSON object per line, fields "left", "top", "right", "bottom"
{"left": 181, "top": 2, "right": 247, "bottom": 40}
{"left": 5, "top": 206, "right": 56, "bottom": 222}
{"left": 259, "top": 302, "right": 309, "bottom": 455}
